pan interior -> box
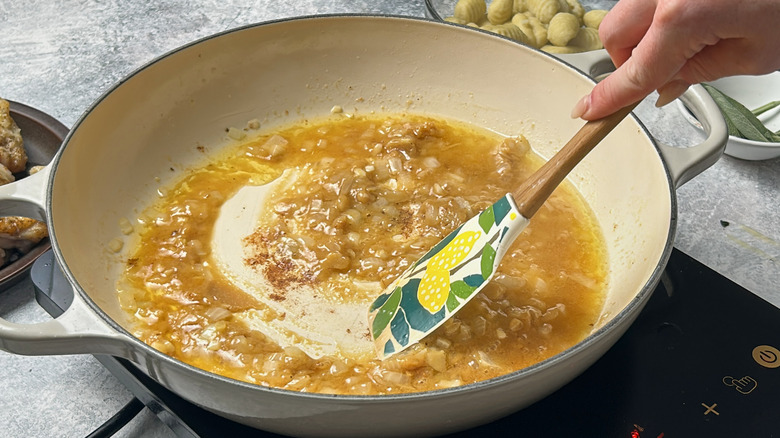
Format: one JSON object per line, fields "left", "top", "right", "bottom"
{"left": 49, "top": 16, "right": 671, "bottom": 352}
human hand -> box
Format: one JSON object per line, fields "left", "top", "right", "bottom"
{"left": 571, "top": 0, "right": 780, "bottom": 120}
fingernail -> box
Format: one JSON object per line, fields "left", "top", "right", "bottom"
{"left": 571, "top": 94, "right": 590, "bottom": 119}
{"left": 655, "top": 81, "right": 689, "bottom": 108}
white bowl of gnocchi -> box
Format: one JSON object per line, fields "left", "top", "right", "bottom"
{"left": 425, "top": 0, "right": 618, "bottom": 55}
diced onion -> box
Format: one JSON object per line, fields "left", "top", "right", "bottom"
{"left": 422, "top": 156, "right": 441, "bottom": 168}
{"left": 204, "top": 306, "right": 232, "bottom": 322}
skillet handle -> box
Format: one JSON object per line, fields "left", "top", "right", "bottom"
{"left": 0, "top": 166, "right": 135, "bottom": 358}
{"left": 0, "top": 163, "right": 50, "bottom": 220}
{"left": 656, "top": 85, "right": 728, "bottom": 188}
{"left": 558, "top": 50, "right": 728, "bottom": 189}
{"left": 0, "top": 283, "right": 133, "bottom": 357}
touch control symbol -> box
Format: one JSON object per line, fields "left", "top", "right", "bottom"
{"left": 723, "top": 375, "right": 757, "bottom": 395}
{"left": 752, "top": 345, "right": 780, "bottom": 368}
{"left": 701, "top": 403, "right": 720, "bottom": 416}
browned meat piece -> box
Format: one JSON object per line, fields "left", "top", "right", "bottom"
{"left": 494, "top": 136, "right": 530, "bottom": 178}
{"left": 0, "top": 163, "right": 14, "bottom": 185}
{"left": 0, "top": 216, "right": 48, "bottom": 254}
{"left": 0, "top": 98, "right": 28, "bottom": 174}
{"left": 0, "top": 100, "right": 45, "bottom": 268}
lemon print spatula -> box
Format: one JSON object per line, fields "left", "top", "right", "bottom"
{"left": 368, "top": 102, "right": 638, "bottom": 359}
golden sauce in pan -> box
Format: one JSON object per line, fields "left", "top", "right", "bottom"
{"left": 117, "top": 113, "right": 607, "bottom": 394}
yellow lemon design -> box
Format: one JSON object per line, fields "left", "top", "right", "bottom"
{"left": 417, "top": 231, "right": 482, "bottom": 313}
{"left": 418, "top": 268, "right": 451, "bottom": 313}
{"left": 428, "top": 231, "right": 482, "bottom": 271}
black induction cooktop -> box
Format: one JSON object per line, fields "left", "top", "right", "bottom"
{"left": 32, "top": 248, "right": 780, "bottom": 437}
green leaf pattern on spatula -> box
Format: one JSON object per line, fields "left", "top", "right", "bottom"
{"left": 368, "top": 194, "right": 528, "bottom": 359}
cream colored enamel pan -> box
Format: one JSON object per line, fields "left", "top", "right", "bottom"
{"left": 0, "top": 15, "right": 725, "bottom": 437}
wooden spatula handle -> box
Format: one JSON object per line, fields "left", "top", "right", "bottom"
{"left": 513, "top": 101, "right": 640, "bottom": 219}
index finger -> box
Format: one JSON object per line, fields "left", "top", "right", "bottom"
{"left": 599, "top": 0, "right": 657, "bottom": 68}
{"left": 580, "top": 7, "right": 707, "bottom": 119}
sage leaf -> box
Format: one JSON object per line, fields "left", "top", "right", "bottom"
{"left": 751, "top": 100, "right": 780, "bottom": 116}
{"left": 702, "top": 83, "right": 780, "bottom": 143}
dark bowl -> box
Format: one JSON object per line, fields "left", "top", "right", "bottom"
{"left": 0, "top": 101, "right": 67, "bottom": 289}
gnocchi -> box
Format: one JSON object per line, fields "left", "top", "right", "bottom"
{"left": 547, "top": 12, "right": 580, "bottom": 46}
{"left": 565, "top": 0, "right": 585, "bottom": 18}
{"left": 488, "top": 23, "right": 532, "bottom": 44}
{"left": 570, "top": 26, "right": 603, "bottom": 50}
{"left": 453, "top": 0, "right": 487, "bottom": 24}
{"left": 488, "top": 0, "right": 514, "bottom": 24}
{"left": 511, "top": 13, "right": 548, "bottom": 48}
{"left": 526, "top": 0, "right": 560, "bottom": 23}
{"left": 447, "top": 0, "right": 609, "bottom": 54}
{"left": 583, "top": 8, "right": 608, "bottom": 29}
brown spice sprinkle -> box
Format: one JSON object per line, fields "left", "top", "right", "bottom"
{"left": 118, "top": 113, "right": 608, "bottom": 395}
{"left": 268, "top": 292, "right": 286, "bottom": 302}
{"left": 242, "top": 230, "right": 315, "bottom": 292}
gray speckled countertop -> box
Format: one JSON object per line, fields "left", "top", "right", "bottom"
{"left": 1, "top": 1, "right": 778, "bottom": 437}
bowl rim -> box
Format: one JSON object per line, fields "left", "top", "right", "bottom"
{"left": 423, "top": 0, "right": 446, "bottom": 21}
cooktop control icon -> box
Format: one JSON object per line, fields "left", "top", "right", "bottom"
{"left": 752, "top": 345, "right": 780, "bottom": 369}
{"left": 722, "top": 375, "right": 758, "bottom": 395}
